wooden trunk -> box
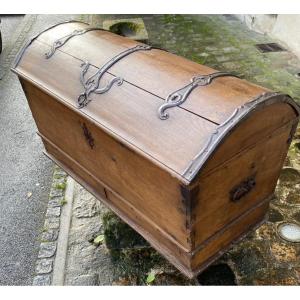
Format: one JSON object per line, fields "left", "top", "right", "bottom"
{"left": 11, "top": 21, "right": 300, "bottom": 278}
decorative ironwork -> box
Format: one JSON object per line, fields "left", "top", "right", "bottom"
{"left": 158, "top": 72, "right": 239, "bottom": 120}
{"left": 230, "top": 175, "right": 256, "bottom": 202}
{"left": 12, "top": 20, "right": 89, "bottom": 68}
{"left": 77, "top": 44, "right": 152, "bottom": 108}
{"left": 183, "top": 92, "right": 300, "bottom": 182}
{"left": 45, "top": 27, "right": 107, "bottom": 59}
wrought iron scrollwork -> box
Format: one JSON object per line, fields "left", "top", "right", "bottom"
{"left": 77, "top": 44, "right": 152, "bottom": 108}
{"left": 158, "top": 72, "right": 239, "bottom": 120}
{"left": 45, "top": 27, "right": 105, "bottom": 59}
{"left": 12, "top": 20, "right": 89, "bottom": 68}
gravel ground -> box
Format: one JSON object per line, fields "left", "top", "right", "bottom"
{"left": 0, "top": 14, "right": 80, "bottom": 285}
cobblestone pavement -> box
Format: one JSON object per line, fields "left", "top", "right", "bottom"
{"left": 32, "top": 166, "right": 67, "bottom": 286}
{"left": 56, "top": 14, "right": 300, "bottom": 285}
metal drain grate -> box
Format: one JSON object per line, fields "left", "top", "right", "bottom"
{"left": 255, "top": 43, "right": 287, "bottom": 53}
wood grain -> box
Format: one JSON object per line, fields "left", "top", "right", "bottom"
{"left": 16, "top": 41, "right": 217, "bottom": 178}
{"left": 39, "top": 134, "right": 271, "bottom": 278}
{"left": 21, "top": 78, "right": 192, "bottom": 249}
{"left": 192, "top": 121, "right": 295, "bottom": 247}
{"left": 37, "top": 22, "right": 269, "bottom": 124}
{"left": 201, "top": 101, "right": 298, "bottom": 174}
{"left": 41, "top": 136, "right": 192, "bottom": 273}
{"left": 190, "top": 199, "right": 269, "bottom": 273}
{"left": 12, "top": 21, "right": 300, "bottom": 278}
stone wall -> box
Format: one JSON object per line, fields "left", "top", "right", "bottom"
{"left": 236, "top": 15, "right": 300, "bottom": 59}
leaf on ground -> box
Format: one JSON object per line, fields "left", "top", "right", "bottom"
{"left": 27, "top": 192, "right": 32, "bottom": 198}
{"left": 146, "top": 271, "right": 156, "bottom": 284}
{"left": 93, "top": 234, "right": 105, "bottom": 245}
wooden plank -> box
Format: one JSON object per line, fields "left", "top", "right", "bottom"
{"left": 21, "top": 79, "right": 192, "bottom": 249}
{"left": 42, "top": 138, "right": 194, "bottom": 277}
{"left": 201, "top": 102, "right": 298, "bottom": 174}
{"left": 190, "top": 199, "right": 269, "bottom": 272}
{"left": 192, "top": 121, "right": 294, "bottom": 247}
{"left": 37, "top": 22, "right": 269, "bottom": 124}
{"left": 42, "top": 135, "right": 271, "bottom": 278}
{"left": 16, "top": 41, "right": 217, "bottom": 178}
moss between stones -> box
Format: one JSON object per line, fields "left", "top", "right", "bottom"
{"left": 294, "top": 142, "right": 300, "bottom": 151}
{"left": 102, "top": 211, "right": 148, "bottom": 249}
{"left": 109, "top": 247, "right": 194, "bottom": 285}
{"left": 292, "top": 211, "right": 300, "bottom": 222}
{"left": 102, "top": 210, "right": 194, "bottom": 285}
{"left": 226, "top": 241, "right": 268, "bottom": 278}
{"left": 268, "top": 207, "right": 284, "bottom": 223}
{"left": 275, "top": 167, "right": 300, "bottom": 206}
{"left": 110, "top": 248, "right": 164, "bottom": 284}
{"left": 55, "top": 182, "right": 66, "bottom": 190}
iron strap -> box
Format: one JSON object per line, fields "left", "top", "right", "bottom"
{"left": 12, "top": 20, "right": 89, "bottom": 68}
{"left": 42, "top": 26, "right": 156, "bottom": 108}
{"left": 45, "top": 27, "right": 109, "bottom": 59}
{"left": 182, "top": 92, "right": 300, "bottom": 182}
{"left": 77, "top": 44, "right": 152, "bottom": 108}
{"left": 158, "top": 72, "right": 239, "bottom": 120}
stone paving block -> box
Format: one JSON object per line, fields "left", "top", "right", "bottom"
{"left": 32, "top": 274, "right": 51, "bottom": 286}
{"left": 46, "top": 207, "right": 61, "bottom": 218}
{"left": 44, "top": 218, "right": 60, "bottom": 230}
{"left": 49, "top": 189, "right": 64, "bottom": 198}
{"left": 40, "top": 229, "right": 59, "bottom": 242}
{"left": 36, "top": 258, "right": 53, "bottom": 274}
{"left": 53, "top": 176, "right": 67, "bottom": 185}
{"left": 38, "top": 242, "right": 57, "bottom": 258}
{"left": 53, "top": 168, "right": 67, "bottom": 177}
{"left": 48, "top": 197, "right": 64, "bottom": 208}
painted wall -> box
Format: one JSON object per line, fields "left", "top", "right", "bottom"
{"left": 236, "top": 15, "right": 300, "bottom": 59}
